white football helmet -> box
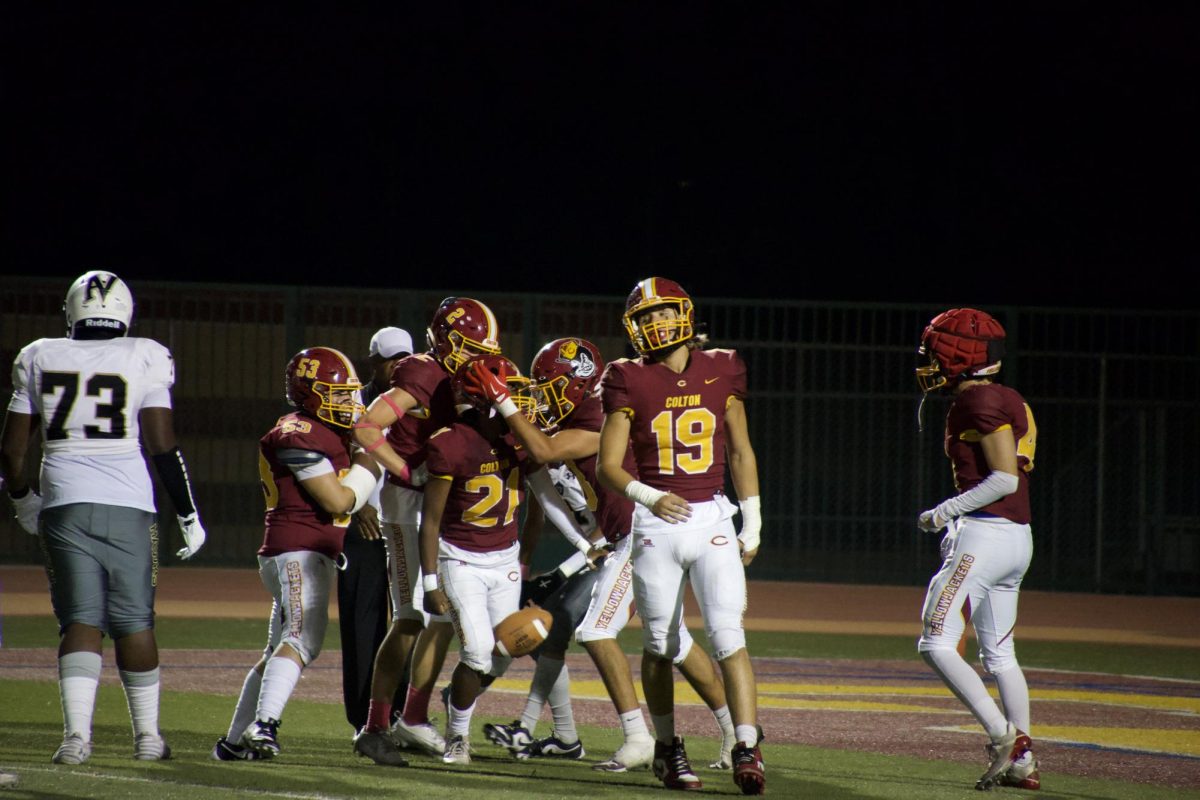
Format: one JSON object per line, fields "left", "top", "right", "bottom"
{"left": 64, "top": 270, "right": 135, "bottom": 336}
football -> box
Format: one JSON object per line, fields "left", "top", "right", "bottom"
{"left": 493, "top": 606, "right": 553, "bottom": 657}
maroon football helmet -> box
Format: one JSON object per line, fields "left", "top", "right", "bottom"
{"left": 622, "top": 277, "right": 695, "bottom": 355}
{"left": 916, "top": 308, "right": 1007, "bottom": 394}
{"left": 528, "top": 337, "right": 605, "bottom": 431}
{"left": 285, "top": 346, "right": 364, "bottom": 429}
{"left": 452, "top": 353, "right": 535, "bottom": 419}
{"left": 426, "top": 296, "right": 502, "bottom": 374}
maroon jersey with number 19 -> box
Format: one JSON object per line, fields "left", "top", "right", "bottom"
{"left": 426, "top": 422, "right": 534, "bottom": 553}
{"left": 945, "top": 382, "right": 1036, "bottom": 525}
{"left": 258, "top": 412, "right": 351, "bottom": 560}
{"left": 600, "top": 348, "right": 747, "bottom": 503}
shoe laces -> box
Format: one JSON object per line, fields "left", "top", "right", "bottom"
{"left": 667, "top": 739, "right": 695, "bottom": 775}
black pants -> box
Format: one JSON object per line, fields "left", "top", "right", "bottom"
{"left": 337, "top": 523, "right": 390, "bottom": 731}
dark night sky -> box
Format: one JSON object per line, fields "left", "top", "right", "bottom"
{"left": 3, "top": 6, "right": 1196, "bottom": 308}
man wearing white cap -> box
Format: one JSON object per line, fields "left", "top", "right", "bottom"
{"left": 338, "top": 327, "right": 413, "bottom": 736}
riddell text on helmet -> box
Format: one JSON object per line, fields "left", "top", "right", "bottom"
{"left": 928, "top": 554, "right": 974, "bottom": 636}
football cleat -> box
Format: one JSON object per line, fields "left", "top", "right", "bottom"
{"left": 652, "top": 737, "right": 703, "bottom": 790}
{"left": 241, "top": 717, "right": 281, "bottom": 759}
{"left": 391, "top": 718, "right": 446, "bottom": 756}
{"left": 731, "top": 742, "right": 766, "bottom": 795}
{"left": 593, "top": 734, "right": 655, "bottom": 772}
{"left": 523, "top": 734, "right": 585, "bottom": 760}
{"left": 211, "top": 736, "right": 261, "bottom": 761}
{"left": 710, "top": 727, "right": 737, "bottom": 770}
{"left": 51, "top": 732, "right": 91, "bottom": 765}
{"left": 482, "top": 720, "right": 533, "bottom": 757}
{"left": 976, "top": 723, "right": 1033, "bottom": 790}
{"left": 998, "top": 749, "right": 1041, "bottom": 790}
{"left": 442, "top": 734, "right": 471, "bottom": 765}
{"left": 133, "top": 732, "right": 172, "bottom": 761}
{"left": 353, "top": 727, "right": 409, "bottom": 766}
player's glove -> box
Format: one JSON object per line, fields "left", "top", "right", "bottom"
{"left": 521, "top": 570, "right": 566, "bottom": 608}
{"left": 737, "top": 496, "right": 761, "bottom": 554}
{"left": 939, "top": 525, "right": 960, "bottom": 561}
{"left": 176, "top": 513, "right": 207, "bottom": 560}
{"left": 11, "top": 488, "right": 43, "bottom": 535}
{"left": 464, "top": 359, "right": 520, "bottom": 418}
{"left": 917, "top": 508, "right": 948, "bottom": 533}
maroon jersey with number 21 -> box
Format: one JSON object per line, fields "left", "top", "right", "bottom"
{"left": 601, "top": 348, "right": 747, "bottom": 503}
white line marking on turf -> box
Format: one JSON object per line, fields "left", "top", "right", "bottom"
{"left": 12, "top": 765, "right": 352, "bottom": 800}
{"left": 1027, "top": 666, "right": 1200, "bottom": 685}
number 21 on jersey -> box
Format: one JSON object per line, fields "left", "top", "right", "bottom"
{"left": 650, "top": 408, "right": 716, "bottom": 475}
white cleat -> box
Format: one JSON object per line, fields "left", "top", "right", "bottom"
{"left": 133, "top": 732, "right": 172, "bottom": 761}
{"left": 442, "top": 734, "right": 471, "bottom": 765}
{"left": 52, "top": 733, "right": 91, "bottom": 765}
{"left": 593, "top": 734, "right": 654, "bottom": 772}
{"left": 391, "top": 718, "right": 446, "bottom": 757}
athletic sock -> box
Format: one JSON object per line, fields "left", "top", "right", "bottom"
{"left": 620, "top": 708, "right": 651, "bottom": 741}
{"left": 119, "top": 667, "right": 161, "bottom": 737}
{"left": 256, "top": 656, "right": 302, "bottom": 723}
{"left": 447, "top": 700, "right": 476, "bottom": 739}
{"left": 712, "top": 704, "right": 736, "bottom": 740}
{"left": 400, "top": 685, "right": 432, "bottom": 726}
{"left": 227, "top": 667, "right": 263, "bottom": 741}
{"left": 735, "top": 723, "right": 759, "bottom": 748}
{"left": 994, "top": 666, "right": 1032, "bottom": 734}
{"left": 922, "top": 649, "right": 1008, "bottom": 738}
{"left": 366, "top": 699, "right": 392, "bottom": 733}
{"left": 546, "top": 660, "right": 577, "bottom": 743}
{"left": 520, "top": 655, "right": 565, "bottom": 734}
{"left": 58, "top": 651, "right": 102, "bottom": 740}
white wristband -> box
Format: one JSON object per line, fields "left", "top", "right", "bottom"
{"left": 340, "top": 463, "right": 378, "bottom": 514}
{"left": 422, "top": 573, "right": 440, "bottom": 592}
{"left": 624, "top": 480, "right": 667, "bottom": 509}
{"left": 495, "top": 397, "right": 520, "bottom": 419}
{"left": 559, "top": 550, "right": 590, "bottom": 577}
{"left": 738, "top": 495, "right": 762, "bottom": 553}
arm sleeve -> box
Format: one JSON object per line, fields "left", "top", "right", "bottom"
{"left": 150, "top": 446, "right": 199, "bottom": 517}
{"left": 934, "top": 470, "right": 1020, "bottom": 520}
{"left": 526, "top": 467, "right": 590, "bottom": 553}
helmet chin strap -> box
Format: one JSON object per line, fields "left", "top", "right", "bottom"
{"left": 917, "top": 391, "right": 929, "bottom": 433}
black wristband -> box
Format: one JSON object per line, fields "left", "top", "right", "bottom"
{"left": 151, "top": 447, "right": 197, "bottom": 517}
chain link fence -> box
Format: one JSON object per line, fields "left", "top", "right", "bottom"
{"left": 2, "top": 276, "right": 1196, "bottom": 595}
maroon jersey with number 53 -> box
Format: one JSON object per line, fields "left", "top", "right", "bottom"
{"left": 426, "top": 422, "right": 534, "bottom": 553}
{"left": 258, "top": 412, "right": 352, "bottom": 560}
{"left": 600, "top": 349, "right": 747, "bottom": 503}
{"left": 944, "top": 382, "right": 1036, "bottom": 524}
{"left": 383, "top": 352, "right": 457, "bottom": 489}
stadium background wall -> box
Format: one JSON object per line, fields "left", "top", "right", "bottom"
{"left": 2, "top": 276, "right": 1197, "bottom": 596}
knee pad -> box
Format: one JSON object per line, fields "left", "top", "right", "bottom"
{"left": 642, "top": 625, "right": 685, "bottom": 661}
{"left": 707, "top": 626, "right": 746, "bottom": 662}
{"left": 107, "top": 613, "right": 153, "bottom": 639}
{"left": 980, "top": 644, "right": 1019, "bottom": 675}
{"left": 279, "top": 634, "right": 318, "bottom": 666}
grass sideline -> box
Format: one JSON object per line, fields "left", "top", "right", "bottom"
{"left": 4, "top": 615, "right": 1199, "bottom": 681}
{"left": 1, "top": 680, "right": 1194, "bottom": 800}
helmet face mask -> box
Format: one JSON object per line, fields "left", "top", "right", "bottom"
{"left": 64, "top": 270, "right": 135, "bottom": 338}
{"left": 426, "top": 297, "right": 502, "bottom": 374}
{"left": 622, "top": 277, "right": 695, "bottom": 356}
{"left": 916, "top": 308, "right": 1006, "bottom": 395}
{"left": 285, "top": 347, "right": 364, "bottom": 429}
{"left": 528, "top": 337, "right": 604, "bottom": 431}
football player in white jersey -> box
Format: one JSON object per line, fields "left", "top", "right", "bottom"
{"left": 1, "top": 270, "right": 207, "bottom": 765}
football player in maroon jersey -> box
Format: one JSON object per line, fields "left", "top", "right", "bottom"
{"left": 465, "top": 337, "right": 741, "bottom": 771}
{"left": 914, "top": 308, "right": 1040, "bottom": 791}
{"left": 214, "top": 347, "right": 385, "bottom": 762}
{"left": 596, "top": 278, "right": 765, "bottom": 795}
{"left": 349, "top": 298, "right": 501, "bottom": 761}
{"left": 417, "top": 355, "right": 547, "bottom": 765}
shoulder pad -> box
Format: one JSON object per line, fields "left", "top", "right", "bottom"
{"left": 276, "top": 448, "right": 327, "bottom": 466}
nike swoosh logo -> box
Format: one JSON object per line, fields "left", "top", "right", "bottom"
{"left": 705, "top": 377, "right": 720, "bottom": 384}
